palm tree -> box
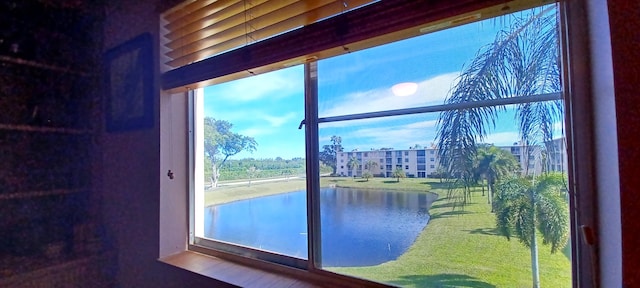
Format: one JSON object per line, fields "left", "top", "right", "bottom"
{"left": 494, "top": 173, "right": 569, "bottom": 288}
{"left": 364, "top": 159, "right": 379, "bottom": 174}
{"left": 435, "top": 6, "right": 563, "bottom": 206}
{"left": 474, "top": 145, "right": 519, "bottom": 207}
{"left": 362, "top": 171, "right": 373, "bottom": 181}
{"left": 347, "top": 156, "right": 359, "bottom": 178}
{"left": 392, "top": 167, "right": 406, "bottom": 182}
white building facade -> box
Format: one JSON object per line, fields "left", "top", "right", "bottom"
{"left": 335, "top": 138, "right": 567, "bottom": 178}
{"left": 335, "top": 147, "right": 440, "bottom": 178}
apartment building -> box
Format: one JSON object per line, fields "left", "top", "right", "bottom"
{"left": 335, "top": 138, "right": 566, "bottom": 179}
{"left": 498, "top": 142, "right": 543, "bottom": 176}
{"left": 546, "top": 138, "right": 568, "bottom": 173}
{"left": 335, "top": 147, "right": 440, "bottom": 178}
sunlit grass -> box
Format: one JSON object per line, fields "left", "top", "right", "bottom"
{"left": 325, "top": 177, "right": 572, "bottom": 288}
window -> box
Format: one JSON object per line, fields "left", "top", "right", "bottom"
{"left": 192, "top": 66, "right": 307, "bottom": 263}
{"left": 161, "top": 0, "right": 586, "bottom": 287}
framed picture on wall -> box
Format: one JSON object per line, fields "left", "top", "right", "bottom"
{"left": 104, "top": 33, "right": 153, "bottom": 132}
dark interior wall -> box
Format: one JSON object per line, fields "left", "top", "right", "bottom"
{"left": 0, "top": 1, "right": 108, "bottom": 285}
{"left": 100, "top": 1, "right": 233, "bottom": 287}
{"left": 607, "top": 1, "right": 640, "bottom": 287}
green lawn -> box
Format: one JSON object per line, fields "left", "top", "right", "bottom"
{"left": 205, "top": 176, "right": 572, "bottom": 287}
{"left": 325, "top": 177, "right": 572, "bottom": 288}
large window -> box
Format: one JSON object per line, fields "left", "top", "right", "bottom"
{"left": 163, "top": 0, "right": 586, "bottom": 287}
{"left": 192, "top": 66, "right": 308, "bottom": 265}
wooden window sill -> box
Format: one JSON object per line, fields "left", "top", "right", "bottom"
{"left": 159, "top": 251, "right": 322, "bottom": 288}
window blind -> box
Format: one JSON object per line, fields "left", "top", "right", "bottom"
{"left": 161, "top": 0, "right": 377, "bottom": 69}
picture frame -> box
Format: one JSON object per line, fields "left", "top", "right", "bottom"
{"left": 104, "top": 33, "right": 153, "bottom": 132}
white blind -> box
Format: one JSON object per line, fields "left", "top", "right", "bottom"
{"left": 161, "top": 0, "right": 377, "bottom": 69}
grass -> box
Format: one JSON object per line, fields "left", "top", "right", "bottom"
{"left": 204, "top": 176, "right": 572, "bottom": 287}
{"left": 205, "top": 178, "right": 307, "bottom": 206}
{"left": 325, "top": 177, "right": 572, "bottom": 288}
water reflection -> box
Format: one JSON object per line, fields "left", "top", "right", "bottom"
{"left": 204, "top": 188, "right": 437, "bottom": 267}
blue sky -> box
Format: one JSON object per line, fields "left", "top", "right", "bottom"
{"left": 203, "top": 9, "right": 563, "bottom": 160}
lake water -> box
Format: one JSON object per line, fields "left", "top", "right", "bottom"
{"left": 204, "top": 187, "right": 437, "bottom": 267}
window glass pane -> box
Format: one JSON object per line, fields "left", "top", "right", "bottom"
{"left": 316, "top": 5, "right": 571, "bottom": 287}
{"left": 194, "top": 66, "right": 307, "bottom": 259}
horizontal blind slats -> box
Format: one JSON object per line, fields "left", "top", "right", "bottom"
{"left": 164, "top": 0, "right": 221, "bottom": 23}
{"left": 162, "top": 0, "right": 376, "bottom": 68}
{"left": 165, "top": 0, "right": 303, "bottom": 50}
{"left": 165, "top": 0, "right": 257, "bottom": 35}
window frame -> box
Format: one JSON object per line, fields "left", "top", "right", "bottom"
{"left": 162, "top": 1, "right": 593, "bottom": 285}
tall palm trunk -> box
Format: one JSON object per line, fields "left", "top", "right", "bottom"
{"left": 530, "top": 189, "right": 540, "bottom": 288}
{"left": 488, "top": 176, "right": 496, "bottom": 211}
{"left": 530, "top": 229, "right": 540, "bottom": 288}
{"left": 485, "top": 181, "right": 490, "bottom": 202}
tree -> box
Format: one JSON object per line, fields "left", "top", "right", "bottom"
{"left": 392, "top": 167, "right": 406, "bottom": 182}
{"left": 246, "top": 166, "right": 259, "bottom": 187}
{"left": 433, "top": 166, "right": 448, "bottom": 183}
{"left": 494, "top": 173, "right": 569, "bottom": 288}
{"left": 435, "top": 7, "right": 562, "bottom": 206}
{"left": 203, "top": 118, "right": 257, "bottom": 187}
{"left": 319, "top": 136, "right": 343, "bottom": 175}
{"left": 364, "top": 159, "right": 378, "bottom": 173}
{"left": 347, "top": 156, "right": 359, "bottom": 178}
{"left": 362, "top": 171, "right": 373, "bottom": 181}
{"left": 474, "top": 145, "right": 519, "bottom": 207}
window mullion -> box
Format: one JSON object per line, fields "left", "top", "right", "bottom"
{"left": 304, "top": 61, "right": 322, "bottom": 269}
{"left": 318, "top": 92, "right": 563, "bottom": 124}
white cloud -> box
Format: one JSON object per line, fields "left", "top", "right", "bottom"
{"left": 213, "top": 69, "right": 303, "bottom": 102}
{"left": 406, "top": 120, "right": 438, "bottom": 129}
{"left": 261, "top": 112, "right": 298, "bottom": 127}
{"left": 343, "top": 122, "right": 437, "bottom": 151}
{"left": 239, "top": 127, "right": 273, "bottom": 137}
{"left": 319, "top": 72, "right": 460, "bottom": 117}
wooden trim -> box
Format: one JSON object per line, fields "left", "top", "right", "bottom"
{"left": 165, "top": 249, "right": 390, "bottom": 288}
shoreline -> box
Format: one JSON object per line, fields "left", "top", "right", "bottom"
{"left": 204, "top": 176, "right": 437, "bottom": 207}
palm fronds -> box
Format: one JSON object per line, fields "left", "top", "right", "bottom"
{"left": 436, "top": 6, "right": 563, "bottom": 207}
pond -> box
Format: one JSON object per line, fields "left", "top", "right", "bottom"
{"left": 204, "top": 187, "right": 438, "bottom": 267}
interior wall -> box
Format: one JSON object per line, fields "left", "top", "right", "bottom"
{"left": 100, "top": 1, "right": 232, "bottom": 287}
